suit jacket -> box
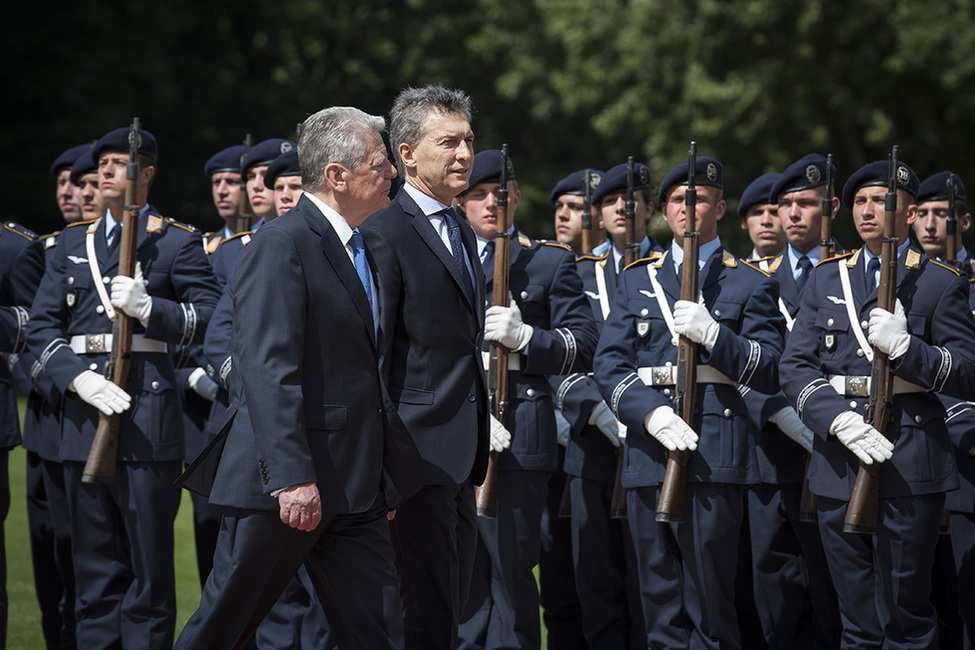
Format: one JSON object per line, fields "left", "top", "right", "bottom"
{"left": 204, "top": 194, "right": 422, "bottom": 513}
{"left": 594, "top": 247, "right": 785, "bottom": 487}
{"left": 780, "top": 245, "right": 975, "bottom": 500}
{"left": 361, "top": 189, "right": 489, "bottom": 486}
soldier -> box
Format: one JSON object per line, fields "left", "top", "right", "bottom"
{"left": 743, "top": 159, "right": 843, "bottom": 647}
{"left": 550, "top": 169, "right": 646, "bottom": 648}
{"left": 243, "top": 138, "right": 292, "bottom": 225}
{"left": 592, "top": 161, "right": 665, "bottom": 263}
{"left": 26, "top": 126, "right": 221, "bottom": 648}
{"left": 71, "top": 146, "right": 105, "bottom": 222}
{"left": 914, "top": 171, "right": 973, "bottom": 275}
{"left": 202, "top": 144, "right": 246, "bottom": 253}
{"left": 265, "top": 149, "right": 303, "bottom": 217}
{"left": 455, "top": 149, "right": 599, "bottom": 649}
{"left": 50, "top": 144, "right": 90, "bottom": 224}
{"left": 551, "top": 168, "right": 606, "bottom": 253}
{"left": 594, "top": 155, "right": 785, "bottom": 649}
{"left": 738, "top": 172, "right": 786, "bottom": 260}
{"left": 779, "top": 159, "right": 975, "bottom": 647}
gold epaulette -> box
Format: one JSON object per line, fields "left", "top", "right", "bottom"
{"left": 929, "top": 258, "right": 961, "bottom": 275}
{"left": 722, "top": 250, "right": 738, "bottom": 268}
{"left": 767, "top": 254, "right": 783, "bottom": 273}
{"left": 218, "top": 231, "right": 253, "bottom": 247}
{"left": 576, "top": 251, "right": 609, "bottom": 262}
{"left": 65, "top": 218, "right": 98, "bottom": 230}
{"left": 205, "top": 236, "right": 223, "bottom": 255}
{"left": 740, "top": 258, "right": 771, "bottom": 277}
{"left": 40, "top": 231, "right": 60, "bottom": 249}
{"left": 539, "top": 239, "right": 572, "bottom": 252}
{"left": 623, "top": 251, "right": 664, "bottom": 272}
{"left": 4, "top": 222, "right": 38, "bottom": 240}
{"left": 164, "top": 217, "right": 198, "bottom": 233}
{"left": 518, "top": 232, "right": 535, "bottom": 248}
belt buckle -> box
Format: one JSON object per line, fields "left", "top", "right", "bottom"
{"left": 652, "top": 366, "right": 677, "bottom": 387}
{"left": 85, "top": 334, "right": 109, "bottom": 354}
{"left": 845, "top": 376, "right": 869, "bottom": 397}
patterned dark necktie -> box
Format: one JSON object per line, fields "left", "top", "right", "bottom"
{"left": 796, "top": 255, "right": 813, "bottom": 292}
{"left": 865, "top": 257, "right": 880, "bottom": 294}
{"left": 442, "top": 209, "right": 476, "bottom": 304}
{"left": 349, "top": 231, "right": 373, "bottom": 313}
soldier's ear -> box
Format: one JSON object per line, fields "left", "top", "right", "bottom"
{"left": 962, "top": 212, "right": 972, "bottom": 233}
{"left": 140, "top": 164, "right": 156, "bottom": 186}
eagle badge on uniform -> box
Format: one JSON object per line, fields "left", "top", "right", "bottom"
{"left": 897, "top": 165, "right": 910, "bottom": 186}
{"left": 147, "top": 215, "right": 163, "bottom": 234}
{"left": 824, "top": 332, "right": 836, "bottom": 352}
{"left": 637, "top": 319, "right": 650, "bottom": 338}
{"left": 806, "top": 164, "right": 821, "bottom": 184}
{"left": 706, "top": 163, "right": 718, "bottom": 182}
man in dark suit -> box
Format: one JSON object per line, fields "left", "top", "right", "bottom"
{"left": 361, "top": 85, "right": 489, "bottom": 650}
{"left": 175, "top": 106, "right": 422, "bottom": 650}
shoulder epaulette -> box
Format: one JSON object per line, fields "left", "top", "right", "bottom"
{"left": 219, "top": 231, "right": 253, "bottom": 246}
{"left": 539, "top": 240, "right": 572, "bottom": 252}
{"left": 825, "top": 249, "right": 857, "bottom": 267}
{"left": 164, "top": 217, "right": 198, "bottom": 234}
{"left": 905, "top": 249, "right": 923, "bottom": 270}
{"left": 576, "top": 251, "right": 609, "bottom": 262}
{"left": 623, "top": 252, "right": 663, "bottom": 272}
{"left": 205, "top": 236, "right": 223, "bottom": 255}
{"left": 740, "top": 258, "right": 771, "bottom": 277}
{"left": 4, "top": 222, "right": 38, "bottom": 240}
{"left": 518, "top": 232, "right": 535, "bottom": 249}
{"left": 767, "top": 254, "right": 783, "bottom": 273}
{"left": 40, "top": 231, "right": 60, "bottom": 249}
{"left": 722, "top": 250, "right": 738, "bottom": 268}
{"left": 929, "top": 258, "right": 961, "bottom": 276}
{"left": 65, "top": 218, "right": 98, "bottom": 230}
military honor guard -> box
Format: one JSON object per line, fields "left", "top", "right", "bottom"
{"left": 914, "top": 171, "right": 974, "bottom": 275}
{"left": 266, "top": 148, "right": 303, "bottom": 217}
{"left": 552, "top": 168, "right": 607, "bottom": 253}
{"left": 593, "top": 161, "right": 665, "bottom": 263}
{"left": 26, "top": 126, "right": 221, "bottom": 648}
{"left": 594, "top": 154, "right": 786, "bottom": 649}
{"left": 201, "top": 143, "right": 246, "bottom": 253}
{"left": 453, "top": 149, "right": 599, "bottom": 649}
{"left": 50, "top": 143, "right": 90, "bottom": 225}
{"left": 738, "top": 172, "right": 786, "bottom": 261}
{"left": 549, "top": 168, "right": 646, "bottom": 649}
{"left": 779, "top": 158, "right": 975, "bottom": 647}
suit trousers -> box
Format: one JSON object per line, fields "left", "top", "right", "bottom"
{"left": 175, "top": 496, "right": 403, "bottom": 650}
{"left": 818, "top": 493, "right": 944, "bottom": 649}
{"left": 950, "top": 511, "right": 975, "bottom": 649}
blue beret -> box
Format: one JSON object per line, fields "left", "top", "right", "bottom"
{"left": 93, "top": 127, "right": 158, "bottom": 162}
{"left": 657, "top": 156, "right": 723, "bottom": 206}
{"left": 50, "top": 143, "right": 93, "bottom": 178}
{"left": 242, "top": 139, "right": 295, "bottom": 178}
{"left": 917, "top": 171, "right": 967, "bottom": 203}
{"left": 841, "top": 160, "right": 919, "bottom": 209}
{"left": 738, "top": 172, "right": 781, "bottom": 217}
{"left": 769, "top": 153, "right": 834, "bottom": 203}
{"left": 204, "top": 145, "right": 245, "bottom": 176}
{"left": 549, "top": 169, "right": 603, "bottom": 204}
{"left": 68, "top": 145, "right": 98, "bottom": 186}
{"left": 263, "top": 150, "right": 301, "bottom": 189}
{"left": 592, "top": 162, "right": 652, "bottom": 205}
{"left": 460, "top": 149, "right": 517, "bottom": 195}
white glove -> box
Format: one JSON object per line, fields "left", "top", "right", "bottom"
{"left": 643, "top": 405, "right": 698, "bottom": 452}
{"left": 555, "top": 410, "right": 571, "bottom": 447}
{"left": 110, "top": 261, "right": 153, "bottom": 327}
{"left": 617, "top": 423, "right": 628, "bottom": 441}
{"left": 187, "top": 367, "right": 218, "bottom": 401}
{"left": 673, "top": 299, "right": 720, "bottom": 350}
{"left": 484, "top": 300, "right": 534, "bottom": 352}
{"left": 589, "top": 400, "right": 622, "bottom": 448}
{"left": 829, "top": 410, "right": 895, "bottom": 465}
{"left": 69, "top": 369, "right": 132, "bottom": 416}
{"left": 769, "top": 406, "right": 814, "bottom": 454}
{"left": 868, "top": 299, "right": 910, "bottom": 360}
{"left": 490, "top": 413, "right": 512, "bottom": 452}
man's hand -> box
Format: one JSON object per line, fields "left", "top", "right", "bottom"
{"left": 555, "top": 410, "right": 571, "bottom": 447}
{"left": 868, "top": 299, "right": 910, "bottom": 361}
{"left": 69, "top": 370, "right": 132, "bottom": 416}
{"left": 484, "top": 300, "right": 534, "bottom": 351}
{"left": 490, "top": 413, "right": 512, "bottom": 453}
{"left": 769, "top": 407, "right": 814, "bottom": 454}
{"left": 643, "top": 405, "right": 698, "bottom": 452}
{"left": 673, "top": 299, "right": 719, "bottom": 350}
{"left": 187, "top": 367, "right": 218, "bottom": 401}
{"left": 277, "top": 482, "right": 322, "bottom": 532}
{"left": 589, "top": 400, "right": 622, "bottom": 448}
{"left": 110, "top": 261, "right": 153, "bottom": 326}
{"left": 829, "top": 411, "right": 894, "bottom": 465}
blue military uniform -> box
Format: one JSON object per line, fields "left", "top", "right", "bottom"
{"left": 26, "top": 205, "right": 220, "bottom": 648}
{"left": 594, "top": 239, "right": 785, "bottom": 649}
{"left": 458, "top": 222, "right": 599, "bottom": 649}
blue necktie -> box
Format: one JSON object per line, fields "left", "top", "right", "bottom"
{"left": 349, "top": 231, "right": 373, "bottom": 313}
{"left": 481, "top": 240, "right": 495, "bottom": 284}
{"left": 796, "top": 255, "right": 813, "bottom": 292}
{"left": 865, "top": 257, "right": 880, "bottom": 294}
{"left": 443, "top": 208, "right": 476, "bottom": 303}
{"left": 107, "top": 223, "right": 122, "bottom": 255}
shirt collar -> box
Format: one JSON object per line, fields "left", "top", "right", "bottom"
{"left": 402, "top": 182, "right": 451, "bottom": 216}
{"left": 304, "top": 192, "right": 355, "bottom": 247}
{"left": 787, "top": 244, "right": 820, "bottom": 272}
{"left": 669, "top": 236, "right": 722, "bottom": 271}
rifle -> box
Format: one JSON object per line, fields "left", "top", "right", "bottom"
{"left": 82, "top": 118, "right": 142, "bottom": 484}
{"left": 656, "top": 142, "right": 700, "bottom": 523}
{"left": 947, "top": 173, "right": 958, "bottom": 266}
{"left": 236, "top": 133, "right": 253, "bottom": 233}
{"left": 475, "top": 144, "right": 511, "bottom": 519}
{"left": 843, "top": 144, "right": 900, "bottom": 535}
{"left": 581, "top": 169, "right": 594, "bottom": 254}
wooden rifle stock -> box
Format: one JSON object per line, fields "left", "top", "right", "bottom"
{"left": 657, "top": 142, "right": 700, "bottom": 523}
{"left": 843, "top": 145, "right": 900, "bottom": 534}
{"left": 947, "top": 173, "right": 959, "bottom": 266}
{"left": 581, "top": 169, "right": 594, "bottom": 254}
{"left": 236, "top": 133, "right": 253, "bottom": 233}
{"left": 476, "top": 144, "right": 512, "bottom": 519}
{"left": 82, "top": 118, "right": 142, "bottom": 484}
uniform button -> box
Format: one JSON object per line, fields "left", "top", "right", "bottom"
{"left": 379, "top": 407, "right": 384, "bottom": 415}
{"left": 714, "top": 310, "right": 722, "bottom": 318}
{"left": 915, "top": 415, "right": 922, "bottom": 424}
{"left": 520, "top": 290, "right": 528, "bottom": 300}
{"left": 151, "top": 381, "right": 160, "bottom": 390}
{"left": 723, "top": 408, "right": 733, "bottom": 418}
{"left": 103, "top": 277, "right": 111, "bottom": 284}
{"left": 468, "top": 394, "right": 476, "bottom": 402}
{"left": 67, "top": 276, "right": 75, "bottom": 285}
{"left": 96, "top": 305, "right": 104, "bottom": 314}
{"left": 850, "top": 401, "right": 858, "bottom": 409}
{"left": 640, "top": 308, "right": 649, "bottom": 317}
{"left": 826, "top": 318, "right": 834, "bottom": 327}
{"left": 861, "top": 320, "right": 869, "bottom": 330}
{"left": 663, "top": 388, "right": 671, "bottom": 397}
{"left": 856, "top": 349, "right": 865, "bottom": 357}
{"left": 526, "top": 388, "right": 535, "bottom": 397}
{"left": 665, "top": 361, "right": 673, "bottom": 367}
{"left": 89, "top": 363, "right": 98, "bottom": 371}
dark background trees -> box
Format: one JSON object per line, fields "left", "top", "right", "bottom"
{"left": 6, "top": 0, "right": 975, "bottom": 252}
